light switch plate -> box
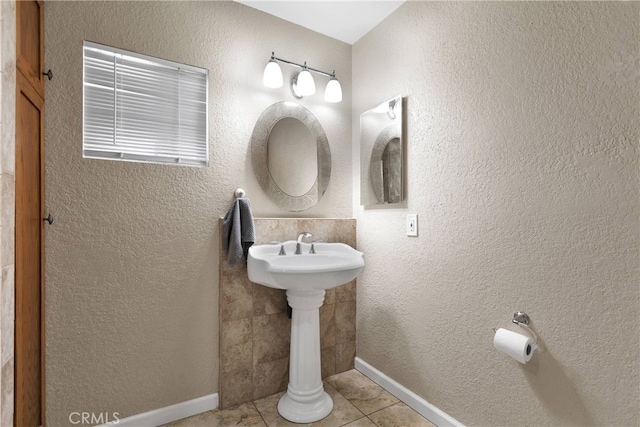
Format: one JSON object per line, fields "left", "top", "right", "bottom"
{"left": 406, "top": 214, "right": 418, "bottom": 237}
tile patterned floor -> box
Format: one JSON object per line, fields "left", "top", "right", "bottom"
{"left": 163, "top": 370, "right": 436, "bottom": 427}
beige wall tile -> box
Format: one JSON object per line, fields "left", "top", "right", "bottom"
{"left": 336, "top": 340, "right": 356, "bottom": 373}
{"left": 296, "top": 219, "right": 335, "bottom": 243}
{"left": 220, "top": 269, "right": 253, "bottom": 322}
{"left": 252, "top": 313, "right": 290, "bottom": 365}
{"left": 220, "top": 319, "right": 252, "bottom": 374}
{"left": 331, "top": 220, "right": 357, "bottom": 249}
{"left": 319, "top": 303, "right": 335, "bottom": 349}
{"left": 254, "top": 219, "right": 298, "bottom": 244}
{"left": 321, "top": 346, "right": 336, "bottom": 379}
{"left": 252, "top": 283, "right": 287, "bottom": 316}
{"left": 336, "top": 280, "right": 356, "bottom": 302}
{"left": 253, "top": 357, "right": 289, "bottom": 400}
{"left": 324, "top": 288, "right": 336, "bottom": 305}
{"left": 219, "top": 367, "right": 253, "bottom": 409}
{"left": 336, "top": 300, "right": 356, "bottom": 344}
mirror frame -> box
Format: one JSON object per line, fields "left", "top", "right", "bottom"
{"left": 251, "top": 102, "right": 331, "bottom": 212}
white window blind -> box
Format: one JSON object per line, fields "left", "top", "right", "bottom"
{"left": 83, "top": 41, "right": 209, "bottom": 166}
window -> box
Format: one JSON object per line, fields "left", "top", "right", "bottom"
{"left": 83, "top": 41, "right": 209, "bottom": 166}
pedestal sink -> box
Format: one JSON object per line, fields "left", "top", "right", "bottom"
{"left": 247, "top": 240, "right": 365, "bottom": 423}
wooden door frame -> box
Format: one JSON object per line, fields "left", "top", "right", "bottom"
{"left": 16, "top": 0, "right": 45, "bottom": 94}
{"left": 15, "top": 0, "right": 46, "bottom": 425}
{"left": 15, "top": 70, "right": 46, "bottom": 427}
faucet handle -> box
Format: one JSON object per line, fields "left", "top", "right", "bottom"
{"left": 309, "top": 240, "right": 324, "bottom": 254}
{"left": 267, "top": 241, "right": 286, "bottom": 255}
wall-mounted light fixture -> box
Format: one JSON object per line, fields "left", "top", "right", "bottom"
{"left": 263, "top": 52, "right": 342, "bottom": 103}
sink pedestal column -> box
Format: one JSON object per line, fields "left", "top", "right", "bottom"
{"left": 278, "top": 289, "right": 333, "bottom": 423}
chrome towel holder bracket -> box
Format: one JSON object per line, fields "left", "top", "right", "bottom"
{"left": 493, "top": 311, "right": 538, "bottom": 345}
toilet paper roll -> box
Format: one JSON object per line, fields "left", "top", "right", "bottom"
{"left": 493, "top": 328, "right": 534, "bottom": 364}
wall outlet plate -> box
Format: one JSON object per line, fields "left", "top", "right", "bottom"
{"left": 406, "top": 214, "right": 418, "bottom": 237}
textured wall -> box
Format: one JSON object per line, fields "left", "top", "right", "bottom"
{"left": 353, "top": 2, "right": 639, "bottom": 426}
{"left": 219, "top": 218, "right": 357, "bottom": 409}
{"left": 0, "top": 1, "right": 16, "bottom": 425}
{"left": 44, "top": 2, "right": 351, "bottom": 425}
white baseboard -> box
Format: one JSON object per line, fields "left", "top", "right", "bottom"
{"left": 99, "top": 393, "right": 218, "bottom": 427}
{"left": 355, "top": 357, "right": 464, "bottom": 427}
{"left": 96, "top": 358, "right": 457, "bottom": 427}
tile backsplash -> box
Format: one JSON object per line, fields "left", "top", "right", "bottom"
{"left": 219, "top": 218, "right": 357, "bottom": 409}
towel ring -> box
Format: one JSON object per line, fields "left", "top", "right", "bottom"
{"left": 235, "top": 188, "right": 246, "bottom": 198}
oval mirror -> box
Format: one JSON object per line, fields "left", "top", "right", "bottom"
{"left": 251, "top": 102, "right": 331, "bottom": 211}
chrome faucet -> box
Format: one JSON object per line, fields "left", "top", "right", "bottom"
{"left": 295, "top": 232, "right": 312, "bottom": 254}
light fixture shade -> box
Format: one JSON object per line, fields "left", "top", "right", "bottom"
{"left": 324, "top": 77, "right": 342, "bottom": 103}
{"left": 296, "top": 69, "right": 316, "bottom": 96}
{"left": 263, "top": 60, "right": 283, "bottom": 88}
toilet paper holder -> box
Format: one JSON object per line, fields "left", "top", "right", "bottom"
{"left": 493, "top": 311, "right": 538, "bottom": 345}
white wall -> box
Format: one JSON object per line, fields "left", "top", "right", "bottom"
{"left": 44, "top": 2, "right": 351, "bottom": 425}
{"left": 353, "top": 2, "right": 639, "bottom": 425}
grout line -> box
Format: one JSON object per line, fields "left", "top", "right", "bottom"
{"left": 367, "top": 414, "right": 382, "bottom": 427}
{"left": 251, "top": 401, "right": 269, "bottom": 427}
{"left": 338, "top": 415, "right": 368, "bottom": 427}
{"left": 365, "top": 403, "right": 391, "bottom": 418}
{"left": 363, "top": 400, "right": 400, "bottom": 417}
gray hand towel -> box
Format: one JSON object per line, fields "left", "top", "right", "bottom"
{"left": 222, "top": 198, "right": 255, "bottom": 266}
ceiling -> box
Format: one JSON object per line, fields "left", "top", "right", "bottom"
{"left": 235, "top": 1, "right": 406, "bottom": 45}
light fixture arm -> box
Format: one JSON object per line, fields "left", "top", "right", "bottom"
{"left": 269, "top": 52, "right": 336, "bottom": 79}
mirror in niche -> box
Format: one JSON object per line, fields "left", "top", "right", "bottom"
{"left": 251, "top": 102, "right": 331, "bottom": 212}
{"left": 360, "top": 95, "right": 404, "bottom": 206}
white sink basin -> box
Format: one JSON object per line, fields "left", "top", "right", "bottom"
{"left": 248, "top": 241, "right": 365, "bottom": 290}
{"left": 247, "top": 240, "right": 365, "bottom": 423}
